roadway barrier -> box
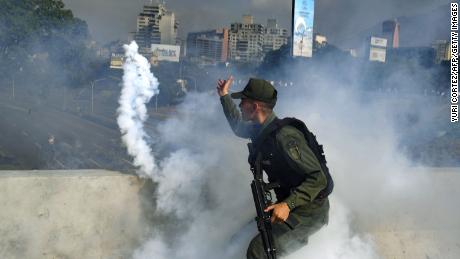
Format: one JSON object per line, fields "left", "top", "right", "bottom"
{"left": 1, "top": 168, "right": 459, "bottom": 258}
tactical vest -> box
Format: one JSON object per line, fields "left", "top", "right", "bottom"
{"left": 248, "top": 117, "right": 334, "bottom": 202}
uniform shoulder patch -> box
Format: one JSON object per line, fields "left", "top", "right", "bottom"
{"left": 277, "top": 125, "right": 304, "bottom": 160}
{"left": 286, "top": 139, "right": 301, "bottom": 160}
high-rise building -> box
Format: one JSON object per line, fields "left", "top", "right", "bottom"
{"left": 432, "top": 40, "right": 451, "bottom": 64}
{"left": 134, "top": 2, "right": 178, "bottom": 52}
{"left": 229, "top": 15, "right": 265, "bottom": 63}
{"left": 159, "top": 11, "right": 178, "bottom": 45}
{"left": 186, "top": 28, "right": 229, "bottom": 65}
{"left": 382, "top": 19, "right": 400, "bottom": 49}
{"left": 262, "top": 19, "right": 288, "bottom": 52}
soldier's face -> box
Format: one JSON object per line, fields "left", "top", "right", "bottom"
{"left": 239, "top": 98, "right": 256, "bottom": 121}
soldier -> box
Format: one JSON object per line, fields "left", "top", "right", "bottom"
{"left": 217, "top": 76, "right": 333, "bottom": 258}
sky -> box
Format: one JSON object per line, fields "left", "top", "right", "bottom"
{"left": 62, "top": 0, "right": 451, "bottom": 48}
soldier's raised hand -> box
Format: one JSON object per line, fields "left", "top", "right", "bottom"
{"left": 217, "top": 76, "right": 234, "bottom": 97}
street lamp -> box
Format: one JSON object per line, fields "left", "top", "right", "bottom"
{"left": 11, "top": 66, "right": 23, "bottom": 100}
{"left": 90, "top": 78, "right": 107, "bottom": 113}
{"left": 90, "top": 76, "right": 122, "bottom": 113}
{"left": 12, "top": 76, "right": 15, "bottom": 99}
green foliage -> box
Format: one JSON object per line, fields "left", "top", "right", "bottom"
{"left": 257, "top": 44, "right": 292, "bottom": 79}
{"left": 0, "top": 0, "right": 93, "bottom": 86}
{"left": 1, "top": 0, "right": 84, "bottom": 50}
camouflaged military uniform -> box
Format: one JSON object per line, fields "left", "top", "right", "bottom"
{"left": 220, "top": 78, "right": 330, "bottom": 259}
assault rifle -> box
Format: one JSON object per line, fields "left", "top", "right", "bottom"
{"left": 248, "top": 143, "right": 279, "bottom": 259}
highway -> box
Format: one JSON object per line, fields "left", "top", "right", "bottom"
{"left": 0, "top": 85, "right": 157, "bottom": 172}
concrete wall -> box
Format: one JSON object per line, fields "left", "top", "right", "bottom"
{"left": 0, "top": 170, "right": 150, "bottom": 259}
{"left": 1, "top": 168, "right": 459, "bottom": 259}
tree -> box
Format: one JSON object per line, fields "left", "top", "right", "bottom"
{"left": 257, "top": 44, "right": 292, "bottom": 79}
{"left": 0, "top": 0, "right": 93, "bottom": 86}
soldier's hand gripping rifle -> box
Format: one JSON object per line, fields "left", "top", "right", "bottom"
{"left": 248, "top": 143, "right": 279, "bottom": 259}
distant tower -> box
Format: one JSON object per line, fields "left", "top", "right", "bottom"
{"left": 263, "top": 19, "right": 288, "bottom": 53}
{"left": 186, "top": 28, "right": 229, "bottom": 65}
{"left": 382, "top": 19, "right": 400, "bottom": 48}
{"left": 134, "top": 2, "right": 178, "bottom": 51}
{"left": 432, "top": 40, "right": 452, "bottom": 64}
{"left": 229, "top": 15, "right": 265, "bottom": 63}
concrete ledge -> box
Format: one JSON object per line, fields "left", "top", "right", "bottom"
{"left": 0, "top": 170, "right": 147, "bottom": 259}
{"left": 1, "top": 168, "right": 459, "bottom": 258}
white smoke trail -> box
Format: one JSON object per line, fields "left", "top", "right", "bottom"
{"left": 117, "top": 43, "right": 455, "bottom": 259}
{"left": 116, "top": 47, "right": 383, "bottom": 258}
{"left": 114, "top": 44, "right": 385, "bottom": 257}
{"left": 116, "top": 43, "right": 250, "bottom": 258}
{"left": 117, "top": 41, "right": 159, "bottom": 178}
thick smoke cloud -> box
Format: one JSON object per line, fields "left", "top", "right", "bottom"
{"left": 284, "top": 199, "right": 379, "bottom": 259}
{"left": 118, "top": 43, "right": 253, "bottom": 258}
{"left": 116, "top": 46, "right": 344, "bottom": 258}
{"left": 131, "top": 93, "right": 257, "bottom": 258}
{"left": 124, "top": 84, "right": 386, "bottom": 258}
{"left": 118, "top": 34, "right": 458, "bottom": 258}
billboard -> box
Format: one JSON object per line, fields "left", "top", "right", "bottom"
{"left": 369, "top": 47, "right": 387, "bottom": 63}
{"left": 110, "top": 53, "right": 124, "bottom": 69}
{"left": 151, "top": 44, "right": 181, "bottom": 62}
{"left": 370, "top": 36, "right": 388, "bottom": 48}
{"left": 292, "top": 0, "right": 315, "bottom": 57}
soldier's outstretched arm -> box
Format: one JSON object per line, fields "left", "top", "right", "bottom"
{"left": 218, "top": 76, "right": 252, "bottom": 138}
